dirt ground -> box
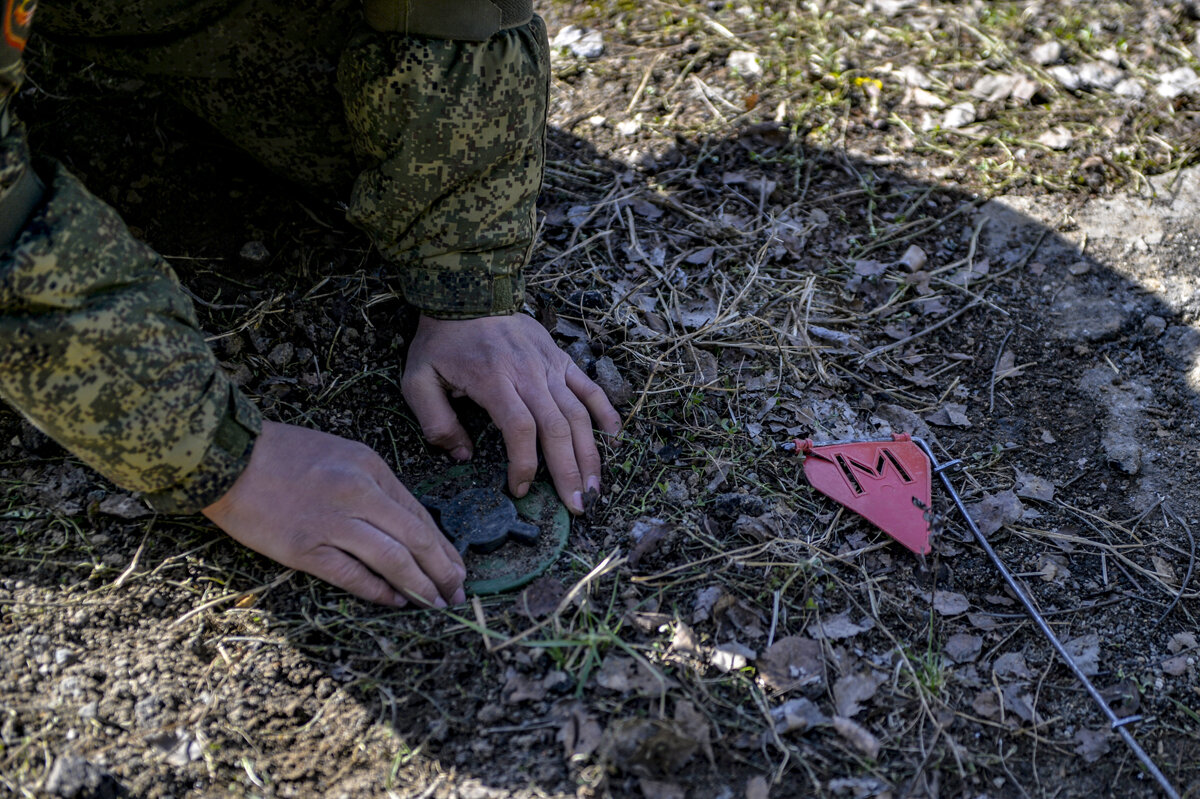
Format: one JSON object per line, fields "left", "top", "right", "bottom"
{"left": 3, "top": 1, "right": 1200, "bottom": 798}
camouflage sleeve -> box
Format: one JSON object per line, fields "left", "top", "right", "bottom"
{"left": 0, "top": 1, "right": 261, "bottom": 515}
{"left": 337, "top": 15, "right": 549, "bottom": 319}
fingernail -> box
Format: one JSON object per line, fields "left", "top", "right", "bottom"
{"left": 453, "top": 588, "right": 466, "bottom": 605}
{"left": 451, "top": 447, "right": 471, "bottom": 461}
{"left": 393, "top": 592, "right": 409, "bottom": 607}
{"left": 586, "top": 475, "right": 601, "bottom": 493}
{"left": 435, "top": 596, "right": 448, "bottom": 609}
{"left": 456, "top": 564, "right": 468, "bottom": 580}
{"left": 517, "top": 482, "right": 531, "bottom": 497}
{"left": 571, "top": 491, "right": 584, "bottom": 514}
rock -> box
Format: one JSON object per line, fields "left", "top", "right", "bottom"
{"left": 1030, "top": 41, "right": 1063, "bottom": 65}
{"left": 727, "top": 50, "right": 762, "bottom": 81}
{"left": 1037, "top": 126, "right": 1073, "bottom": 150}
{"left": 1142, "top": 315, "right": 1167, "bottom": 337}
{"left": 43, "top": 755, "right": 118, "bottom": 799}
{"left": 1113, "top": 78, "right": 1145, "bottom": 99}
{"left": 1156, "top": 67, "right": 1200, "bottom": 99}
{"left": 239, "top": 241, "right": 269, "bottom": 263}
{"left": 616, "top": 119, "right": 641, "bottom": 137}
{"left": 1101, "top": 429, "right": 1141, "bottom": 474}
{"left": 97, "top": 494, "right": 152, "bottom": 520}
{"left": 593, "top": 356, "right": 632, "bottom": 405}
{"left": 942, "top": 102, "right": 976, "bottom": 129}
{"left": 551, "top": 25, "right": 604, "bottom": 59}
{"left": 54, "top": 648, "right": 77, "bottom": 667}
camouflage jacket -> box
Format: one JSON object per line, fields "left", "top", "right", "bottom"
{"left": 0, "top": 0, "right": 548, "bottom": 513}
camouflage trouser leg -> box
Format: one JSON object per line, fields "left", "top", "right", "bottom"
{"left": 1, "top": 0, "right": 549, "bottom": 512}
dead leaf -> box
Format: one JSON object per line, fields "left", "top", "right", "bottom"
{"left": 994, "top": 349, "right": 1027, "bottom": 381}
{"left": 757, "top": 636, "right": 825, "bottom": 693}
{"left": 514, "top": 576, "right": 566, "bottom": 619}
{"left": 1162, "top": 656, "right": 1188, "bottom": 676}
{"left": 1169, "top": 632, "right": 1197, "bottom": 654}
{"left": 833, "top": 671, "right": 884, "bottom": 718}
{"left": 685, "top": 246, "right": 715, "bottom": 265}
{"left": 669, "top": 623, "right": 701, "bottom": 658}
{"left": 831, "top": 716, "right": 881, "bottom": 759}
{"left": 1151, "top": 555, "right": 1178, "bottom": 586}
{"left": 1001, "top": 683, "right": 1039, "bottom": 724}
{"left": 711, "top": 641, "right": 756, "bottom": 672}
{"left": 600, "top": 718, "right": 699, "bottom": 777}
{"left": 745, "top": 775, "right": 770, "bottom": 799}
{"left": 1064, "top": 634, "right": 1100, "bottom": 677}
{"left": 853, "top": 259, "right": 888, "bottom": 277}
{"left": 692, "top": 586, "right": 724, "bottom": 624}
{"left": 97, "top": 494, "right": 152, "bottom": 519}
{"left": 1073, "top": 729, "right": 1111, "bottom": 764}
{"left": 595, "top": 657, "right": 674, "bottom": 698}
{"left": 1014, "top": 469, "right": 1055, "bottom": 502}
{"left": 967, "top": 490, "right": 1024, "bottom": 535}
{"left": 629, "top": 518, "right": 673, "bottom": 567}
{"left": 945, "top": 633, "right": 982, "bottom": 663}
{"left": 967, "top": 612, "right": 999, "bottom": 631}
{"left": 720, "top": 600, "right": 766, "bottom": 640}
{"left": 674, "top": 700, "right": 714, "bottom": 766}
{"left": 770, "top": 697, "right": 829, "bottom": 734}
{"left": 807, "top": 612, "right": 875, "bottom": 640}
{"left": 993, "top": 652, "right": 1031, "bottom": 680}
{"left": 503, "top": 669, "right": 569, "bottom": 704}
{"left": 925, "top": 403, "right": 972, "bottom": 428}
{"left": 557, "top": 703, "right": 604, "bottom": 761}
{"left": 972, "top": 690, "right": 999, "bottom": 718}
{"left": 932, "top": 591, "right": 970, "bottom": 616}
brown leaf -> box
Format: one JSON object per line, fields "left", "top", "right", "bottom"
{"left": 1168, "top": 632, "right": 1198, "bottom": 654}
{"left": 600, "top": 718, "right": 699, "bottom": 778}
{"left": 807, "top": 612, "right": 875, "bottom": 640}
{"left": 674, "top": 700, "right": 714, "bottom": 766}
{"left": 833, "top": 671, "right": 884, "bottom": 718}
{"left": 1064, "top": 634, "right": 1100, "bottom": 677}
{"left": 1163, "top": 656, "right": 1188, "bottom": 677}
{"left": 945, "top": 633, "right": 982, "bottom": 663}
{"left": 720, "top": 599, "right": 766, "bottom": 640}
{"left": 932, "top": 590, "right": 970, "bottom": 616}
{"left": 503, "top": 669, "right": 569, "bottom": 704}
{"left": 1014, "top": 469, "right": 1055, "bottom": 502}
{"left": 831, "top": 716, "right": 881, "bottom": 759}
{"left": 967, "top": 490, "right": 1024, "bottom": 535}
{"left": 557, "top": 703, "right": 604, "bottom": 762}
{"left": 993, "top": 652, "right": 1031, "bottom": 680}
{"left": 595, "top": 656, "right": 675, "bottom": 698}
{"left": 1073, "top": 729, "right": 1111, "bottom": 764}
{"left": 692, "top": 586, "right": 725, "bottom": 624}
{"left": 925, "top": 403, "right": 972, "bottom": 428}
{"left": 629, "top": 519, "right": 674, "bottom": 568}
{"left": 770, "top": 697, "right": 829, "bottom": 734}
{"left": 757, "top": 636, "right": 825, "bottom": 693}
{"left": 972, "top": 689, "right": 999, "bottom": 718}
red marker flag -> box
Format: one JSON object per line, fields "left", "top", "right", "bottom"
{"left": 797, "top": 433, "right": 932, "bottom": 555}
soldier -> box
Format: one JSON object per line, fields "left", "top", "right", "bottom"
{"left": 0, "top": 0, "right": 621, "bottom": 609}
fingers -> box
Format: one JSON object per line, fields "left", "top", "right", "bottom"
{"left": 566, "top": 363, "right": 623, "bottom": 437}
{"left": 312, "top": 544, "right": 411, "bottom": 607}
{"left": 538, "top": 379, "right": 601, "bottom": 512}
{"left": 368, "top": 467, "right": 468, "bottom": 605}
{"left": 471, "top": 380, "right": 540, "bottom": 498}
{"left": 402, "top": 365, "right": 474, "bottom": 461}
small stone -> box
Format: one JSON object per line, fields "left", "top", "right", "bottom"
{"left": 1113, "top": 78, "right": 1144, "bottom": 99}
{"left": 593, "top": 356, "right": 632, "bottom": 405}
{"left": 44, "top": 755, "right": 116, "bottom": 798}
{"left": 1037, "top": 126, "right": 1073, "bottom": 150}
{"left": 239, "top": 241, "right": 269, "bottom": 263}
{"left": 616, "top": 119, "right": 641, "bottom": 137}
{"left": 942, "top": 102, "right": 976, "bottom": 129}
{"left": 1030, "top": 41, "right": 1062, "bottom": 65}
{"left": 1142, "top": 315, "right": 1167, "bottom": 337}
{"left": 551, "top": 25, "right": 604, "bottom": 59}
{"left": 54, "top": 648, "right": 77, "bottom": 667}
{"left": 1157, "top": 67, "right": 1200, "bottom": 99}
{"left": 727, "top": 50, "right": 763, "bottom": 81}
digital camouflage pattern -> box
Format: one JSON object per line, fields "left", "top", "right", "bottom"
{"left": 0, "top": 0, "right": 548, "bottom": 512}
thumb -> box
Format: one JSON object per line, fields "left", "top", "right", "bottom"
{"left": 402, "top": 367, "right": 474, "bottom": 459}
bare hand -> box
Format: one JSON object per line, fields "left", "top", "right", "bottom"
{"left": 402, "top": 314, "right": 622, "bottom": 513}
{"left": 202, "top": 421, "right": 466, "bottom": 608}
